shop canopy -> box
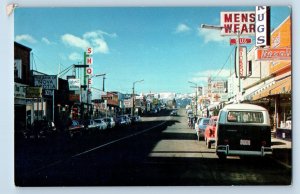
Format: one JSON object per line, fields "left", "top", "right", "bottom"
{"left": 252, "top": 76, "right": 291, "bottom": 101}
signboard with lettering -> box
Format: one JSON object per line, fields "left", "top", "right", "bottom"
{"left": 44, "top": 89, "right": 54, "bottom": 96}
{"left": 220, "top": 11, "right": 255, "bottom": 36}
{"left": 26, "top": 87, "right": 42, "bottom": 98}
{"left": 69, "top": 94, "right": 80, "bottom": 102}
{"left": 235, "top": 46, "right": 247, "bottom": 78}
{"left": 34, "top": 75, "right": 58, "bottom": 90}
{"left": 211, "top": 81, "right": 226, "bottom": 93}
{"left": 230, "top": 38, "right": 252, "bottom": 45}
{"left": 124, "top": 99, "right": 132, "bottom": 108}
{"left": 86, "top": 67, "right": 93, "bottom": 75}
{"left": 68, "top": 79, "right": 81, "bottom": 91}
{"left": 255, "top": 6, "right": 270, "bottom": 47}
{"left": 255, "top": 48, "right": 291, "bottom": 61}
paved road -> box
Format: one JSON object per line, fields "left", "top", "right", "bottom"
{"left": 15, "top": 109, "right": 291, "bottom": 186}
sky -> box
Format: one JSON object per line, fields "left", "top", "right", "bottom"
{"left": 14, "top": 6, "right": 291, "bottom": 95}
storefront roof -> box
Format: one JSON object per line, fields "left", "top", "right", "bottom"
{"left": 252, "top": 76, "right": 291, "bottom": 101}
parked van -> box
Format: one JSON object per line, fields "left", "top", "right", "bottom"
{"left": 216, "top": 103, "right": 272, "bottom": 160}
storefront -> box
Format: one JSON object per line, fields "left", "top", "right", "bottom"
{"left": 250, "top": 16, "right": 292, "bottom": 139}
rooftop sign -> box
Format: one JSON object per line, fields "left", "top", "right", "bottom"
{"left": 220, "top": 11, "right": 255, "bottom": 36}
{"left": 34, "top": 75, "right": 57, "bottom": 90}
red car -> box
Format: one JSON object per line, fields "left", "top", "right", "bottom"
{"left": 204, "top": 116, "right": 218, "bottom": 149}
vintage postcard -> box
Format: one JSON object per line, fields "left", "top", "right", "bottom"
{"left": 14, "top": 6, "right": 292, "bottom": 186}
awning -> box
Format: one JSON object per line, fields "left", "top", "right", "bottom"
{"left": 252, "top": 76, "right": 291, "bottom": 101}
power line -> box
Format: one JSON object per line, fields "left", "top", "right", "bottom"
{"left": 211, "top": 46, "right": 235, "bottom": 80}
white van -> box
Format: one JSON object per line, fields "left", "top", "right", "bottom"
{"left": 216, "top": 103, "right": 272, "bottom": 159}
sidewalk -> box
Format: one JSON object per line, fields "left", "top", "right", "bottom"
{"left": 271, "top": 137, "right": 292, "bottom": 149}
{"left": 271, "top": 137, "right": 292, "bottom": 168}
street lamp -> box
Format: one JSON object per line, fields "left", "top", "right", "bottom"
{"left": 132, "top": 79, "right": 144, "bottom": 116}
{"left": 201, "top": 24, "right": 242, "bottom": 101}
{"left": 188, "top": 81, "right": 198, "bottom": 116}
{"left": 87, "top": 73, "right": 106, "bottom": 118}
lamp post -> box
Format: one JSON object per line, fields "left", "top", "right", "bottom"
{"left": 201, "top": 24, "right": 242, "bottom": 102}
{"left": 132, "top": 79, "right": 144, "bottom": 116}
{"left": 87, "top": 73, "right": 106, "bottom": 118}
{"left": 188, "top": 81, "right": 198, "bottom": 116}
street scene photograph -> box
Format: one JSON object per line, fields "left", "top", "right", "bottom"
{"left": 13, "top": 6, "right": 292, "bottom": 186}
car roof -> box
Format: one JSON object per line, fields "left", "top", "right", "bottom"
{"left": 222, "top": 103, "right": 267, "bottom": 111}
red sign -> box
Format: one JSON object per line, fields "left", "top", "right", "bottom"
{"left": 235, "top": 46, "right": 247, "bottom": 78}
{"left": 230, "top": 38, "right": 252, "bottom": 45}
{"left": 69, "top": 94, "right": 80, "bottom": 102}
{"left": 256, "top": 48, "right": 291, "bottom": 60}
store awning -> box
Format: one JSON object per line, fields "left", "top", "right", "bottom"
{"left": 252, "top": 76, "right": 291, "bottom": 101}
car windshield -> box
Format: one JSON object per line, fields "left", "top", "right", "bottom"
{"left": 202, "top": 119, "right": 209, "bottom": 125}
{"left": 72, "top": 120, "right": 79, "bottom": 126}
{"left": 94, "top": 119, "right": 102, "bottom": 123}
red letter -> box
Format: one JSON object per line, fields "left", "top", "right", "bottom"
{"left": 224, "top": 13, "right": 232, "bottom": 22}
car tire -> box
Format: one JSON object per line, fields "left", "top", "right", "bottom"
{"left": 217, "top": 153, "right": 227, "bottom": 160}
{"left": 207, "top": 141, "right": 211, "bottom": 149}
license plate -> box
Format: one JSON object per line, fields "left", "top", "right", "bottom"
{"left": 240, "top": 139, "right": 251, "bottom": 146}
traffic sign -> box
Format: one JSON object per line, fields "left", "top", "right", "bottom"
{"left": 230, "top": 38, "right": 252, "bottom": 45}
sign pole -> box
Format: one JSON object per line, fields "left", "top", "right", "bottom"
{"left": 83, "top": 52, "right": 87, "bottom": 119}
{"left": 52, "top": 90, "right": 55, "bottom": 122}
{"left": 236, "top": 30, "right": 242, "bottom": 103}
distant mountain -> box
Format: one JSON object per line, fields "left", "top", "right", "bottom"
{"left": 157, "top": 92, "right": 192, "bottom": 108}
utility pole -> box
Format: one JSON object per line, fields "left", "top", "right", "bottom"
{"left": 132, "top": 79, "right": 144, "bottom": 116}
{"left": 188, "top": 81, "right": 198, "bottom": 116}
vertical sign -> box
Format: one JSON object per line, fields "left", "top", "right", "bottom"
{"left": 86, "top": 67, "right": 93, "bottom": 75}
{"left": 86, "top": 47, "right": 93, "bottom": 55}
{"left": 86, "top": 57, "right": 93, "bottom": 65}
{"left": 255, "top": 6, "right": 271, "bottom": 47}
{"left": 235, "top": 46, "right": 247, "bottom": 78}
{"left": 86, "top": 47, "right": 93, "bottom": 65}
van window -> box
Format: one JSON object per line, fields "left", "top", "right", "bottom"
{"left": 219, "top": 110, "right": 227, "bottom": 123}
{"left": 227, "top": 111, "right": 264, "bottom": 123}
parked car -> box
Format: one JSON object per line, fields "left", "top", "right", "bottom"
{"left": 215, "top": 103, "right": 272, "bottom": 160}
{"left": 195, "top": 117, "right": 210, "bottom": 141}
{"left": 84, "top": 119, "right": 101, "bottom": 133}
{"left": 103, "top": 117, "right": 116, "bottom": 129}
{"left": 115, "top": 116, "right": 127, "bottom": 127}
{"left": 25, "top": 119, "right": 57, "bottom": 139}
{"left": 66, "top": 120, "right": 85, "bottom": 138}
{"left": 204, "top": 116, "right": 218, "bottom": 148}
{"left": 170, "top": 110, "right": 178, "bottom": 116}
{"left": 94, "top": 118, "right": 108, "bottom": 130}
{"left": 123, "top": 115, "right": 132, "bottom": 125}
{"left": 131, "top": 115, "right": 141, "bottom": 123}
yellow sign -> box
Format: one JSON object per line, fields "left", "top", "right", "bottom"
{"left": 26, "top": 87, "right": 42, "bottom": 98}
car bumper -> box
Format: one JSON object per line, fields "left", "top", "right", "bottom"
{"left": 217, "top": 145, "right": 273, "bottom": 156}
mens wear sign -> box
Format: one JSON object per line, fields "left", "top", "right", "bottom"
{"left": 220, "top": 11, "right": 255, "bottom": 36}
